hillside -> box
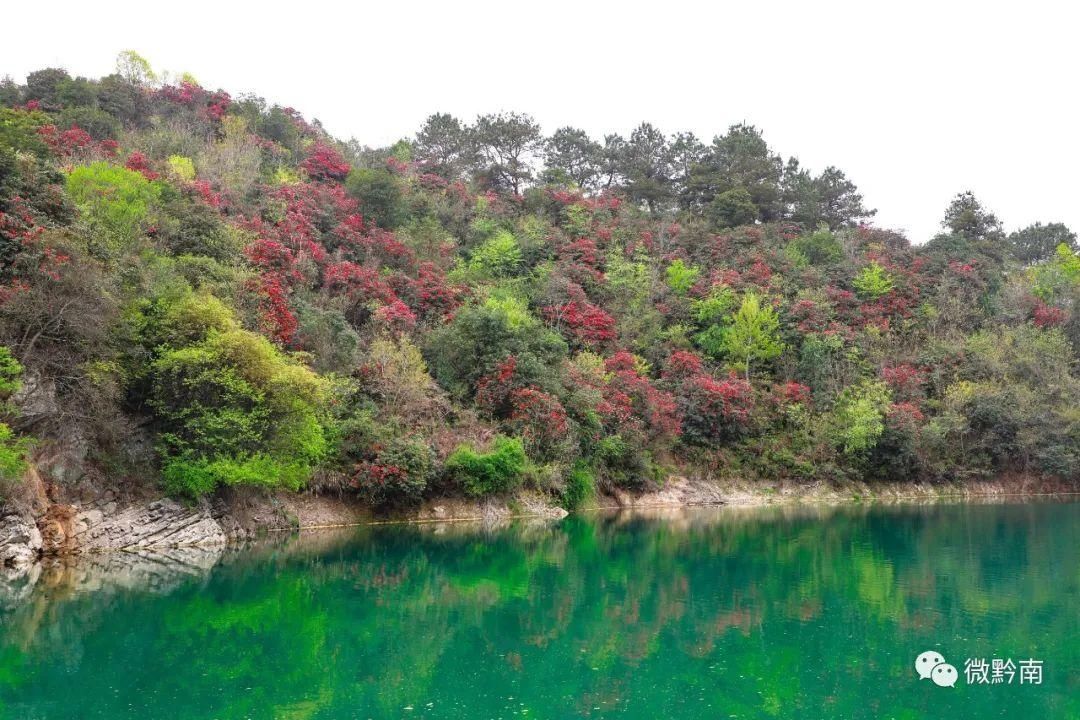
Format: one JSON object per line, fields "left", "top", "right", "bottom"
{"left": 0, "top": 54, "right": 1078, "bottom": 518}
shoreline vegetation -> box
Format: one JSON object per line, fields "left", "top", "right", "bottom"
{"left": 1, "top": 53, "right": 1078, "bottom": 563}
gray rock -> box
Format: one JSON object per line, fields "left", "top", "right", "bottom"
{"left": 69, "top": 497, "right": 228, "bottom": 552}
{"left": 0, "top": 513, "right": 43, "bottom": 567}
{"left": 11, "top": 370, "right": 58, "bottom": 419}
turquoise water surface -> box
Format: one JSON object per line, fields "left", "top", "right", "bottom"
{"left": 0, "top": 501, "right": 1076, "bottom": 718}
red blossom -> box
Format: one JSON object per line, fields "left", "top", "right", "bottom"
{"left": 301, "top": 141, "right": 350, "bottom": 181}
{"left": 125, "top": 152, "right": 159, "bottom": 180}
{"left": 1032, "top": 301, "right": 1066, "bottom": 329}
{"left": 543, "top": 301, "right": 617, "bottom": 349}
{"left": 374, "top": 300, "right": 417, "bottom": 336}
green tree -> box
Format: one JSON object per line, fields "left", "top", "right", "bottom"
{"left": 708, "top": 187, "right": 758, "bottom": 228}
{"left": 1008, "top": 222, "right": 1077, "bottom": 266}
{"left": 445, "top": 435, "right": 526, "bottom": 496}
{"left": 665, "top": 259, "right": 700, "bottom": 296}
{"left": 66, "top": 162, "right": 162, "bottom": 254}
{"left": 413, "top": 113, "right": 475, "bottom": 180}
{"left": 472, "top": 112, "right": 542, "bottom": 194}
{"left": 852, "top": 262, "right": 894, "bottom": 299}
{"left": 345, "top": 167, "right": 409, "bottom": 229}
{"left": 543, "top": 127, "right": 602, "bottom": 190}
{"left": 831, "top": 380, "right": 891, "bottom": 456}
{"left": 135, "top": 294, "right": 333, "bottom": 497}
{"left": 715, "top": 292, "right": 784, "bottom": 380}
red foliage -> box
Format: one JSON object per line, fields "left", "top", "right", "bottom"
{"left": 0, "top": 197, "right": 70, "bottom": 301}
{"left": 189, "top": 180, "right": 223, "bottom": 208}
{"left": 887, "top": 402, "right": 925, "bottom": 429}
{"left": 602, "top": 352, "right": 680, "bottom": 439}
{"left": 881, "top": 364, "right": 925, "bottom": 400}
{"left": 508, "top": 386, "right": 570, "bottom": 451}
{"left": 1032, "top": 301, "right": 1066, "bottom": 329}
{"left": 323, "top": 261, "right": 395, "bottom": 304}
{"left": 663, "top": 352, "right": 753, "bottom": 442}
{"left": 475, "top": 356, "right": 518, "bottom": 416}
{"left": 251, "top": 274, "right": 298, "bottom": 345}
{"left": 557, "top": 238, "right": 604, "bottom": 285}
{"left": 125, "top": 152, "right": 159, "bottom": 180}
{"left": 399, "top": 262, "right": 463, "bottom": 320}
{"left": 775, "top": 381, "right": 811, "bottom": 406}
{"left": 374, "top": 299, "right": 417, "bottom": 336}
{"left": 544, "top": 301, "right": 617, "bottom": 349}
{"left": 156, "top": 82, "right": 231, "bottom": 122}
{"left": 301, "top": 142, "right": 350, "bottom": 181}
{"left": 37, "top": 124, "right": 94, "bottom": 159}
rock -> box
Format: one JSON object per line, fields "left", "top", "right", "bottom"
{"left": 0, "top": 513, "right": 43, "bottom": 567}
{"left": 11, "top": 370, "right": 58, "bottom": 420}
{"left": 66, "top": 497, "right": 228, "bottom": 552}
{"left": 37, "top": 429, "right": 89, "bottom": 485}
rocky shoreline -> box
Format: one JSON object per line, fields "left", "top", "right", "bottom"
{"left": 2, "top": 469, "right": 1074, "bottom": 577}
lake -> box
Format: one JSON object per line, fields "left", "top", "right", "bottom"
{"left": 0, "top": 501, "right": 1076, "bottom": 719}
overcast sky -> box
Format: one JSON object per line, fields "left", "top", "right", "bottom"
{"left": 3, "top": 1, "right": 1077, "bottom": 243}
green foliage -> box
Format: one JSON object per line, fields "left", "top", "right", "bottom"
{"left": 426, "top": 294, "right": 567, "bottom": 400}
{"left": 712, "top": 292, "right": 784, "bottom": 379}
{"left": 138, "top": 294, "right": 332, "bottom": 497}
{"left": 445, "top": 436, "right": 526, "bottom": 496}
{"left": 345, "top": 167, "right": 409, "bottom": 229}
{"left": 1030, "top": 243, "right": 1080, "bottom": 302}
{"left": 831, "top": 380, "right": 891, "bottom": 456}
{"left": 665, "top": 259, "right": 700, "bottom": 296}
{"left": 0, "top": 423, "right": 29, "bottom": 496}
{"left": 66, "top": 162, "right": 162, "bottom": 254}
{"left": 0, "top": 348, "right": 27, "bottom": 497}
{"left": 789, "top": 227, "right": 842, "bottom": 265}
{"left": 0, "top": 108, "right": 49, "bottom": 156}
{"left": 354, "top": 436, "right": 436, "bottom": 507}
{"left": 0, "top": 347, "right": 22, "bottom": 399}
{"left": 1008, "top": 222, "right": 1077, "bottom": 266}
{"left": 852, "top": 261, "right": 894, "bottom": 299}
{"left": 708, "top": 186, "right": 757, "bottom": 228}
{"left": 468, "top": 230, "right": 523, "bottom": 278}
{"left": 561, "top": 461, "right": 596, "bottom": 510}
{"left": 166, "top": 155, "right": 196, "bottom": 182}
{"left": 691, "top": 285, "right": 737, "bottom": 326}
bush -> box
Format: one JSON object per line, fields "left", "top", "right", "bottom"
{"left": 352, "top": 436, "right": 436, "bottom": 507}
{"left": 138, "top": 293, "right": 333, "bottom": 497}
{"left": 561, "top": 462, "right": 595, "bottom": 510}
{"left": 344, "top": 167, "right": 409, "bottom": 229}
{"left": 66, "top": 162, "right": 162, "bottom": 254}
{"left": 445, "top": 435, "right": 526, "bottom": 496}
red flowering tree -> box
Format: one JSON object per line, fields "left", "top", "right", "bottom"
{"left": 508, "top": 386, "right": 571, "bottom": 457}
{"left": 302, "top": 141, "right": 350, "bottom": 181}
{"left": 543, "top": 300, "right": 617, "bottom": 349}
{"left": 663, "top": 351, "right": 753, "bottom": 444}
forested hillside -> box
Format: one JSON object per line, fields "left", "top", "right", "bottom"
{"left": 1, "top": 54, "right": 1077, "bottom": 510}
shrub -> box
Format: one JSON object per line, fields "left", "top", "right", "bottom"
{"left": 831, "top": 380, "right": 891, "bottom": 456}
{"left": 467, "top": 230, "right": 523, "bottom": 278}
{"left": 352, "top": 436, "right": 436, "bottom": 507}
{"left": 445, "top": 435, "right": 526, "bottom": 496}
{"left": 139, "top": 293, "right": 332, "bottom": 497}
{"left": 66, "top": 162, "right": 162, "bottom": 254}
{"left": 344, "top": 167, "right": 408, "bottom": 229}
{"left": 561, "top": 461, "right": 595, "bottom": 510}
{"left": 853, "top": 262, "right": 895, "bottom": 299}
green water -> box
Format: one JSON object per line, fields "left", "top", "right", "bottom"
{"left": 0, "top": 501, "right": 1076, "bottom": 719}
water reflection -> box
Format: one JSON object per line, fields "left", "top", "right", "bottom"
{"left": 0, "top": 501, "right": 1076, "bottom": 719}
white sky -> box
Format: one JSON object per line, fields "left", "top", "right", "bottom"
{"left": 3, "top": 0, "right": 1078, "bottom": 244}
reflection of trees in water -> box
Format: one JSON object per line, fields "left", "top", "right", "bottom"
{"left": 0, "top": 502, "right": 1075, "bottom": 719}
